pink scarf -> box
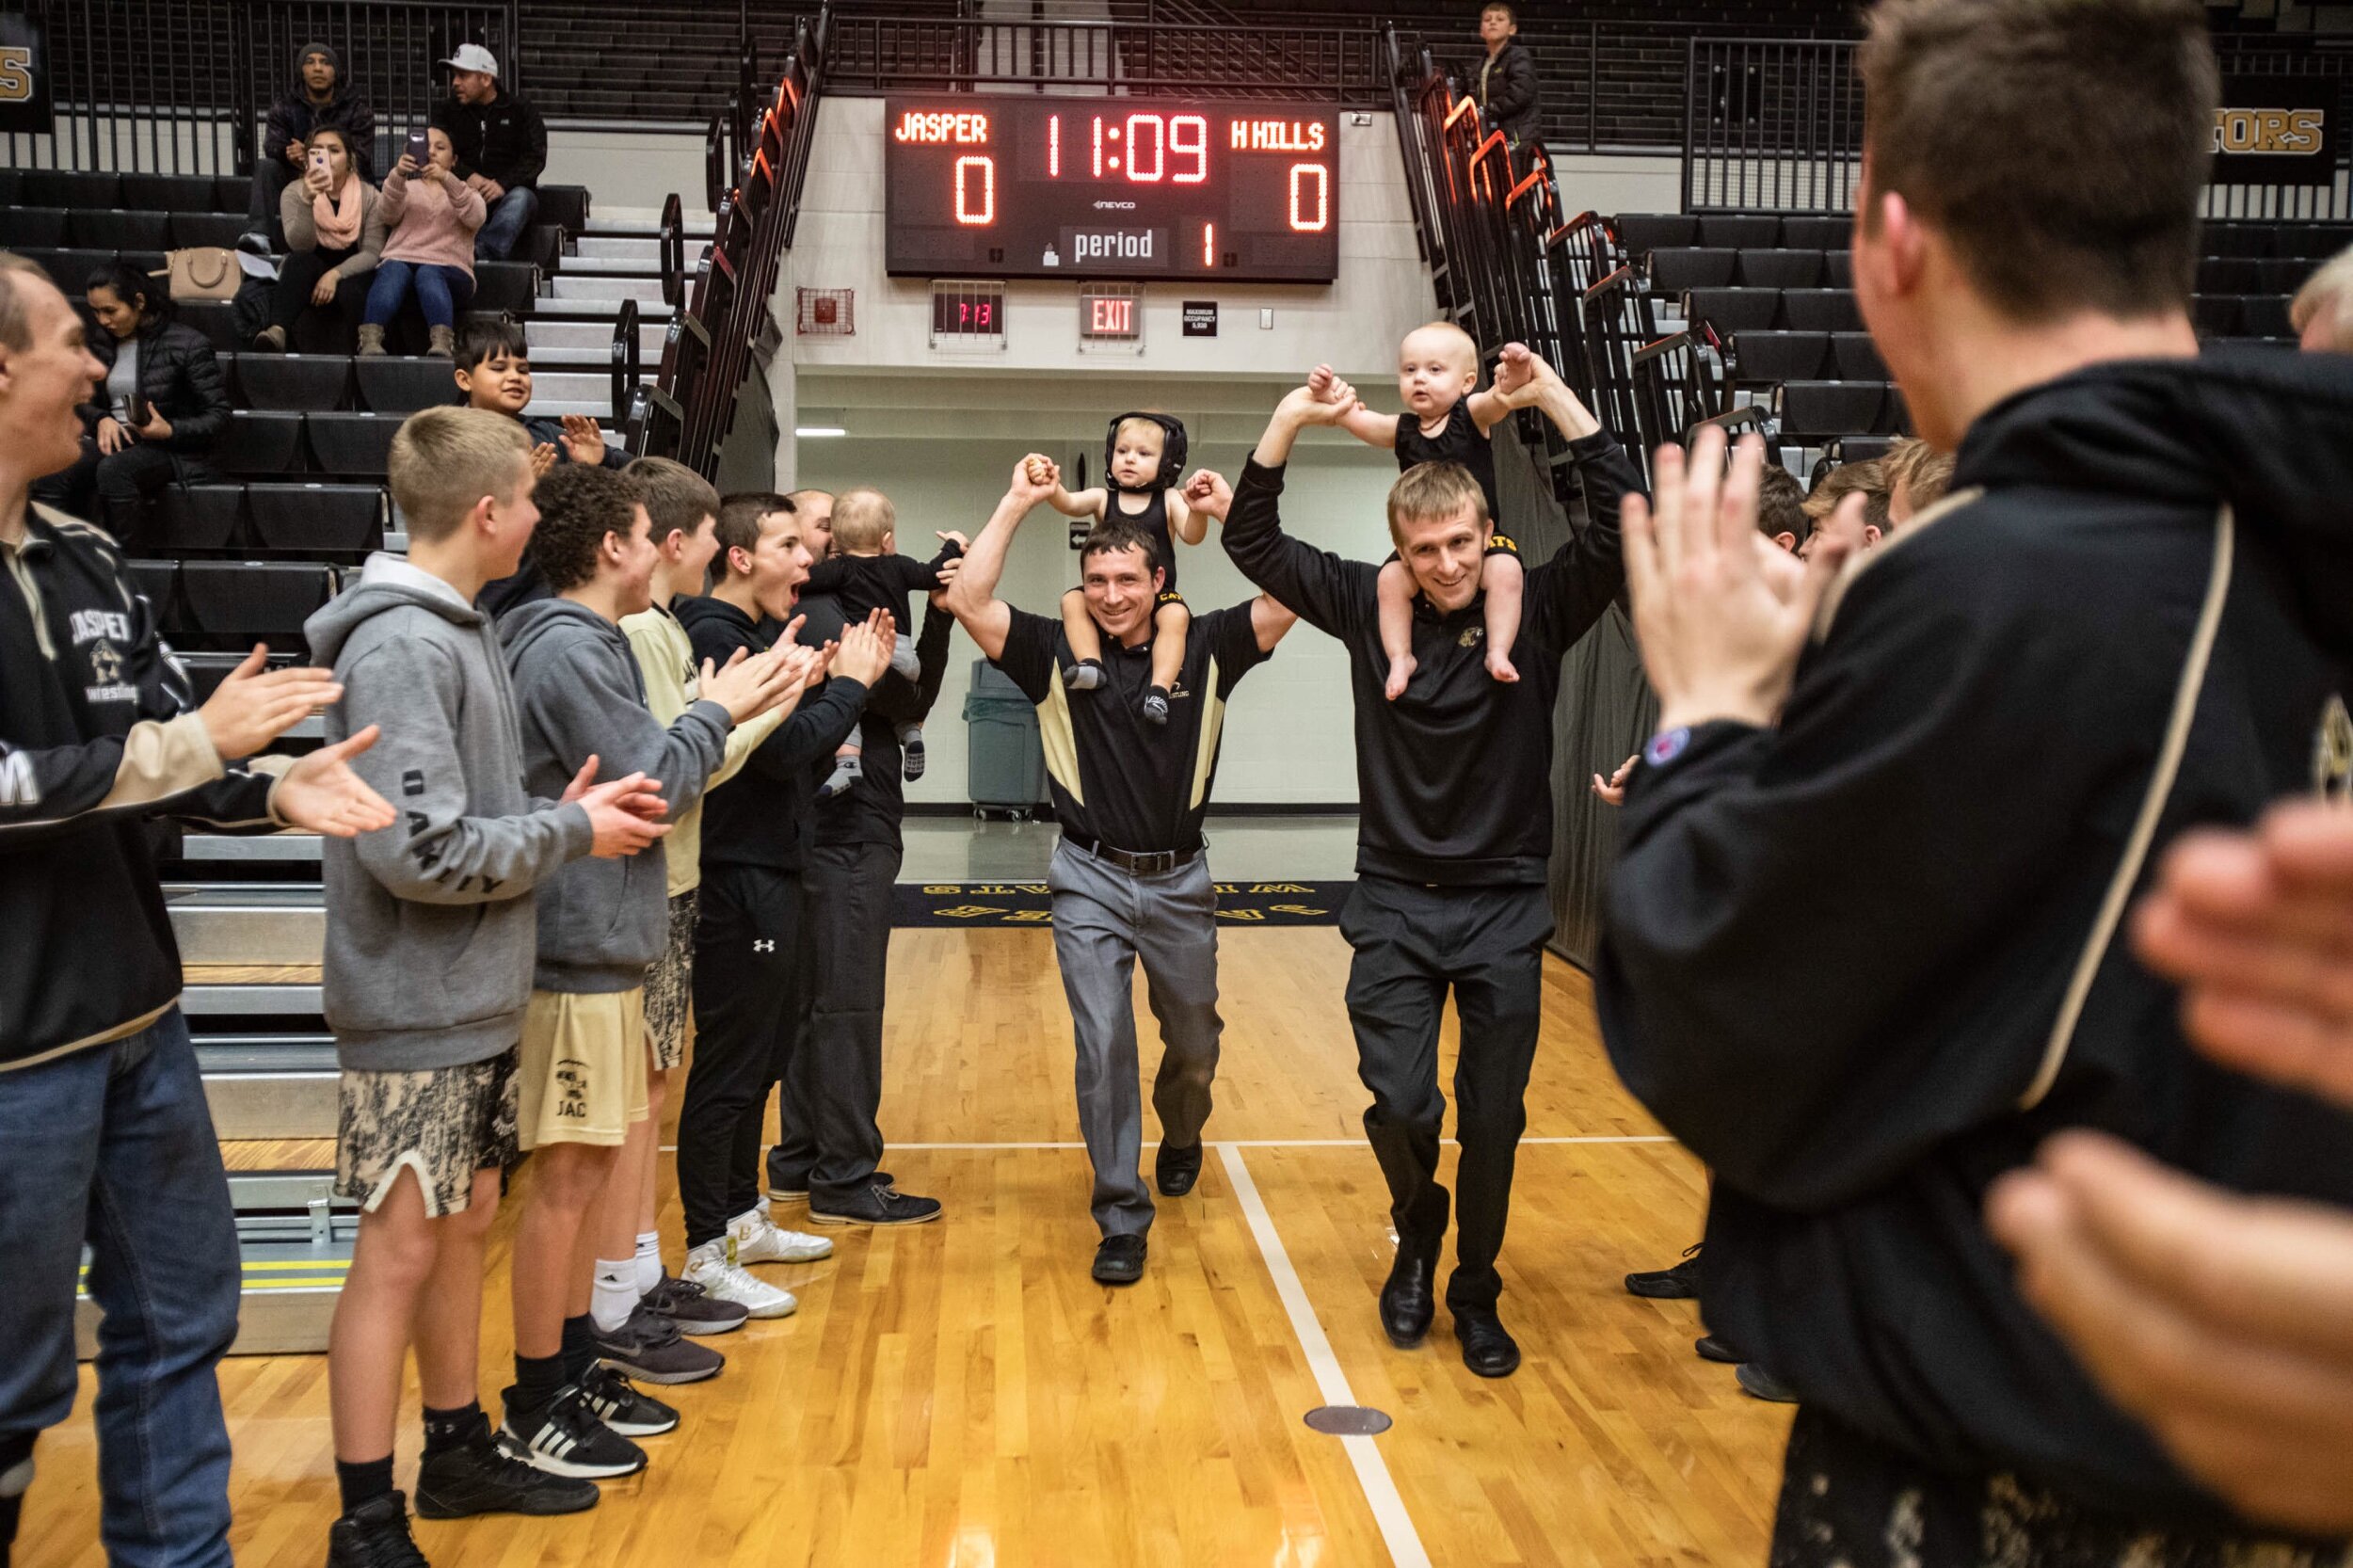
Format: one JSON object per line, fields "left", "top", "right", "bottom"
{"left": 312, "top": 175, "right": 363, "bottom": 250}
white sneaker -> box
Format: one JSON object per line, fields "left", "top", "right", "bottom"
{"left": 728, "top": 1206, "right": 835, "bottom": 1265}
{"left": 682, "top": 1239, "right": 798, "bottom": 1319}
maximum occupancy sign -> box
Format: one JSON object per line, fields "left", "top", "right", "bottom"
{"left": 882, "top": 97, "right": 1342, "bottom": 283}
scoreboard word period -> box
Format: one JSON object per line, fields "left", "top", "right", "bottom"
{"left": 884, "top": 97, "right": 1340, "bottom": 284}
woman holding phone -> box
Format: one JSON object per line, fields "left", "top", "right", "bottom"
{"left": 28, "top": 261, "right": 231, "bottom": 550}
{"left": 256, "top": 125, "right": 383, "bottom": 354}
{"left": 360, "top": 124, "right": 485, "bottom": 357}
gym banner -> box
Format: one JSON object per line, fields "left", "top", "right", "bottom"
{"left": 0, "top": 15, "right": 49, "bottom": 136}
{"left": 2213, "top": 74, "right": 2343, "bottom": 186}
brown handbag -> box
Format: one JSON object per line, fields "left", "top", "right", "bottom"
{"left": 163, "top": 248, "right": 239, "bottom": 302}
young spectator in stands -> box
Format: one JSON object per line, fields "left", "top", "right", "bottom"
{"left": 805, "top": 487, "right": 961, "bottom": 794}
{"left": 2292, "top": 245, "right": 2353, "bottom": 353}
{"left": 433, "top": 45, "right": 546, "bottom": 263}
{"left": 0, "top": 249, "right": 394, "bottom": 1568}
{"left": 676, "top": 496, "right": 890, "bottom": 1314}
{"left": 614, "top": 458, "right": 824, "bottom": 1341}
{"left": 29, "top": 261, "right": 229, "bottom": 552}
{"left": 454, "top": 319, "right": 626, "bottom": 473}
{"left": 307, "top": 407, "right": 671, "bottom": 1563}
{"left": 498, "top": 465, "right": 799, "bottom": 1474}
{"left": 1798, "top": 457, "right": 1886, "bottom": 557}
{"left": 1755, "top": 462, "right": 1811, "bottom": 553}
{"left": 1881, "top": 436, "right": 1956, "bottom": 528}
{"left": 1599, "top": 0, "right": 2353, "bottom": 1558}
{"left": 251, "top": 41, "right": 376, "bottom": 244}
{"left": 360, "top": 127, "right": 483, "bottom": 360}
{"left": 1474, "top": 5, "right": 1542, "bottom": 162}
{"left": 257, "top": 125, "right": 381, "bottom": 355}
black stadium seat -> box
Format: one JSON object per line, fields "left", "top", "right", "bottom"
{"left": 248, "top": 483, "right": 386, "bottom": 560}
{"left": 1684, "top": 286, "right": 1781, "bottom": 333}
{"left": 233, "top": 354, "right": 354, "bottom": 413}
{"left": 1615, "top": 213, "right": 1697, "bottom": 257}
{"left": 305, "top": 412, "right": 402, "bottom": 478}
{"left": 2272, "top": 228, "right": 2348, "bottom": 262}
{"left": 23, "top": 170, "right": 119, "bottom": 208}
{"left": 1737, "top": 248, "right": 1824, "bottom": 289}
{"left": 1648, "top": 247, "right": 1737, "bottom": 291}
{"left": 2204, "top": 226, "right": 2270, "bottom": 259}
{"left": 2198, "top": 257, "right": 2262, "bottom": 295}
{"left": 124, "top": 558, "right": 181, "bottom": 625}
{"left": 0, "top": 208, "right": 69, "bottom": 248}
{"left": 2258, "top": 257, "right": 2317, "bottom": 294}
{"left": 1779, "top": 215, "right": 1850, "bottom": 250}
{"left": 70, "top": 210, "right": 171, "bottom": 250}
{"left": 169, "top": 212, "right": 248, "bottom": 250}
{"left": 1698, "top": 214, "right": 1782, "bottom": 248}
{"left": 2191, "top": 295, "right": 2244, "bottom": 335}
{"left": 1830, "top": 331, "right": 1886, "bottom": 380}
{"left": 1780, "top": 289, "right": 1864, "bottom": 331}
{"left": 2243, "top": 294, "right": 2296, "bottom": 338}
{"left": 1821, "top": 250, "right": 1854, "bottom": 288}
{"left": 179, "top": 561, "right": 337, "bottom": 655}
{"left": 539, "top": 186, "right": 592, "bottom": 234}
{"left": 355, "top": 357, "right": 459, "bottom": 415}
{"left": 1731, "top": 329, "right": 1828, "bottom": 383}
{"left": 471, "top": 262, "right": 539, "bottom": 316}
{"left": 1778, "top": 379, "right": 1891, "bottom": 441}
{"left": 212, "top": 176, "right": 251, "bottom": 216}
{"left": 34, "top": 248, "right": 114, "bottom": 293}
{"left": 120, "top": 174, "right": 223, "bottom": 214}
{"left": 212, "top": 412, "right": 307, "bottom": 476}
{"left": 155, "top": 485, "right": 248, "bottom": 552}
{"left": 177, "top": 300, "right": 242, "bottom": 353}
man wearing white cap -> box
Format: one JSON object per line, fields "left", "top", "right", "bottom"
{"left": 431, "top": 43, "right": 546, "bottom": 262}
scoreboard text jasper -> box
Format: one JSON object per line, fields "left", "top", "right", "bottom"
{"left": 883, "top": 97, "right": 1341, "bottom": 284}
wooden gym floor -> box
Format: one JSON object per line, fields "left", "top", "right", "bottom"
{"left": 24, "top": 929, "right": 1791, "bottom": 1567}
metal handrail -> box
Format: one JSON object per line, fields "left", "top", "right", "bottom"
{"left": 609, "top": 296, "right": 641, "bottom": 428}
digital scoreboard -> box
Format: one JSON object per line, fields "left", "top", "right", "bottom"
{"left": 883, "top": 97, "right": 1340, "bottom": 283}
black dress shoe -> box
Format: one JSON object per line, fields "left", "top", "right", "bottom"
{"left": 1092, "top": 1232, "right": 1147, "bottom": 1285}
{"left": 1155, "top": 1141, "right": 1203, "bottom": 1196}
{"left": 1625, "top": 1243, "right": 1703, "bottom": 1300}
{"left": 1737, "top": 1362, "right": 1800, "bottom": 1403}
{"left": 1378, "top": 1244, "right": 1437, "bottom": 1348}
{"left": 1695, "top": 1335, "right": 1738, "bottom": 1364}
{"left": 1453, "top": 1308, "right": 1522, "bottom": 1378}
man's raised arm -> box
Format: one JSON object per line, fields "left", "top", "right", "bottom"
{"left": 943, "top": 454, "right": 1058, "bottom": 661}
{"left": 1218, "top": 381, "right": 1380, "bottom": 638}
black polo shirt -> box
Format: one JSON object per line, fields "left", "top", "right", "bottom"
{"left": 992, "top": 601, "right": 1271, "bottom": 854}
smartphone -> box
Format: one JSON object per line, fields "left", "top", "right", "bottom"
{"left": 404, "top": 128, "right": 429, "bottom": 167}
{"left": 308, "top": 146, "right": 330, "bottom": 177}
{"left": 125, "top": 387, "right": 147, "bottom": 430}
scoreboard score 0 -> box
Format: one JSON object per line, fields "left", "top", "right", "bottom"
{"left": 884, "top": 97, "right": 1340, "bottom": 284}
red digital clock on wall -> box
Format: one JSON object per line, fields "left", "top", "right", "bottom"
{"left": 883, "top": 96, "right": 1341, "bottom": 283}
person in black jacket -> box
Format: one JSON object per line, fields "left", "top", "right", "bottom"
{"left": 250, "top": 40, "right": 376, "bottom": 245}
{"left": 1597, "top": 0, "right": 2353, "bottom": 1560}
{"left": 1220, "top": 350, "right": 1633, "bottom": 1377}
{"left": 30, "top": 261, "right": 232, "bottom": 552}
{"left": 0, "top": 251, "right": 395, "bottom": 1566}
{"left": 1474, "top": 4, "right": 1542, "bottom": 156}
{"left": 432, "top": 44, "right": 546, "bottom": 262}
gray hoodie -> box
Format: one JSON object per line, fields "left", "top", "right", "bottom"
{"left": 305, "top": 553, "right": 593, "bottom": 1071}
{"left": 499, "top": 596, "right": 732, "bottom": 993}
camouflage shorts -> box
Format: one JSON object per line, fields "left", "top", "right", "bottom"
{"left": 644, "top": 889, "right": 698, "bottom": 1071}
{"left": 334, "top": 1047, "right": 519, "bottom": 1218}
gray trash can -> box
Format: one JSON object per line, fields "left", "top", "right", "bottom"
{"left": 963, "top": 660, "right": 1048, "bottom": 820}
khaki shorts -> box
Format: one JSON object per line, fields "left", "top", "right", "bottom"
{"left": 335, "top": 1048, "right": 520, "bottom": 1218}
{"left": 518, "top": 988, "right": 650, "bottom": 1149}
{"left": 644, "top": 889, "right": 698, "bottom": 1072}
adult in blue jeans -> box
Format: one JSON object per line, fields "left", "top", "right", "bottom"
{"left": 433, "top": 44, "right": 547, "bottom": 262}
{"left": 358, "top": 125, "right": 484, "bottom": 358}
{"left": 0, "top": 251, "right": 397, "bottom": 1564}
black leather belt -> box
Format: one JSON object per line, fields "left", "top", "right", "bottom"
{"left": 1065, "top": 834, "right": 1203, "bottom": 876}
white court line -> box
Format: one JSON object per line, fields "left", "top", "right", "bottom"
{"left": 1215, "top": 1142, "right": 1433, "bottom": 1568}
{"left": 657, "top": 1135, "right": 1675, "bottom": 1153}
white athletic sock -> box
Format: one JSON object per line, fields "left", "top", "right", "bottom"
{"left": 634, "top": 1231, "right": 664, "bottom": 1294}
{"left": 591, "top": 1258, "right": 639, "bottom": 1334}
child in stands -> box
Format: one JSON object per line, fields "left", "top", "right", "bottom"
{"left": 308, "top": 407, "right": 673, "bottom": 1565}
{"left": 1312, "top": 325, "right": 1533, "bottom": 699}
{"left": 1034, "top": 412, "right": 1202, "bottom": 725}
{"left": 455, "top": 319, "right": 628, "bottom": 474}
{"left": 803, "top": 486, "right": 962, "bottom": 792}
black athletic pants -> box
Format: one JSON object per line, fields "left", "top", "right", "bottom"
{"left": 1339, "top": 874, "right": 1551, "bottom": 1313}
{"left": 799, "top": 840, "right": 900, "bottom": 1208}
{"left": 679, "top": 861, "right": 808, "bottom": 1249}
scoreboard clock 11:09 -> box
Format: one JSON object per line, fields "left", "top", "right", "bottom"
{"left": 884, "top": 96, "right": 1340, "bottom": 283}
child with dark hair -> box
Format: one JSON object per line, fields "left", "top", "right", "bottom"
{"left": 454, "top": 319, "right": 627, "bottom": 472}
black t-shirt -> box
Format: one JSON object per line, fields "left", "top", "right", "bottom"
{"left": 1395, "top": 399, "right": 1500, "bottom": 523}
{"left": 790, "top": 591, "right": 953, "bottom": 852}
{"left": 992, "top": 600, "right": 1271, "bottom": 853}
{"left": 1101, "top": 486, "right": 1180, "bottom": 593}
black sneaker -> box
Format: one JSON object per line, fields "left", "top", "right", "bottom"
{"left": 642, "top": 1274, "right": 748, "bottom": 1336}
{"left": 593, "top": 1306, "right": 724, "bottom": 1386}
{"left": 501, "top": 1384, "right": 648, "bottom": 1479}
{"left": 1737, "top": 1363, "right": 1801, "bottom": 1404}
{"left": 578, "top": 1363, "right": 680, "bottom": 1437}
{"left": 1695, "top": 1335, "right": 1739, "bottom": 1365}
{"left": 413, "top": 1422, "right": 600, "bottom": 1519}
{"left": 327, "top": 1491, "right": 428, "bottom": 1568}
{"left": 808, "top": 1179, "right": 943, "bottom": 1227}
{"left": 1092, "top": 1232, "right": 1147, "bottom": 1285}
{"left": 1624, "top": 1244, "right": 1703, "bottom": 1300}
{"left": 1154, "top": 1140, "right": 1203, "bottom": 1197}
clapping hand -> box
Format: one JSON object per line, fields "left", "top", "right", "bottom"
{"left": 559, "top": 754, "right": 671, "bottom": 857}
{"left": 530, "top": 442, "right": 559, "bottom": 480}
{"left": 1591, "top": 752, "right": 1636, "bottom": 806}
{"left": 197, "top": 645, "right": 343, "bottom": 760}
{"left": 558, "top": 414, "right": 607, "bottom": 466}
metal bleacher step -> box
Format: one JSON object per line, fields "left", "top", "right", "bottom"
{"left": 167, "top": 883, "right": 325, "bottom": 965}
{"left": 78, "top": 1171, "right": 356, "bottom": 1359}
{"left": 196, "top": 1034, "right": 338, "bottom": 1140}
{"left": 529, "top": 315, "right": 674, "bottom": 358}
{"left": 549, "top": 273, "right": 673, "bottom": 305}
